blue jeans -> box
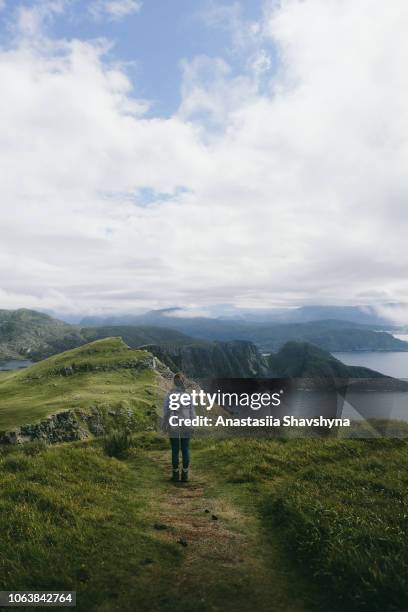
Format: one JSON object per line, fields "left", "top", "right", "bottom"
{"left": 170, "top": 437, "right": 190, "bottom": 469}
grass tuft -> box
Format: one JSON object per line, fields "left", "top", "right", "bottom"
{"left": 103, "top": 429, "right": 132, "bottom": 459}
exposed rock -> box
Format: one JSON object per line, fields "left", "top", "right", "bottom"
{"left": 0, "top": 406, "right": 134, "bottom": 445}
{"left": 0, "top": 410, "right": 91, "bottom": 445}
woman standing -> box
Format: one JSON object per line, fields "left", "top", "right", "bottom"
{"left": 162, "top": 373, "right": 195, "bottom": 482}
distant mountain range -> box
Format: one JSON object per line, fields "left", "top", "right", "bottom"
{"left": 80, "top": 304, "right": 398, "bottom": 327}
{"left": 0, "top": 309, "right": 407, "bottom": 366}
{"left": 81, "top": 310, "right": 408, "bottom": 353}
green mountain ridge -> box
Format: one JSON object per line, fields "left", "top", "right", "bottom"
{"left": 0, "top": 337, "right": 166, "bottom": 431}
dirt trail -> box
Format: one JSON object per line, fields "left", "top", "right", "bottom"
{"left": 149, "top": 451, "right": 321, "bottom": 612}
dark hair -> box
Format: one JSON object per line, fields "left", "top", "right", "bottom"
{"left": 173, "top": 372, "right": 186, "bottom": 390}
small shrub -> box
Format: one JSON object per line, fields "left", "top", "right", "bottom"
{"left": 103, "top": 429, "right": 132, "bottom": 459}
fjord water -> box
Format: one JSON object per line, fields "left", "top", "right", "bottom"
{"left": 332, "top": 350, "right": 408, "bottom": 423}
{"left": 0, "top": 360, "right": 33, "bottom": 371}
{"left": 332, "top": 351, "right": 408, "bottom": 378}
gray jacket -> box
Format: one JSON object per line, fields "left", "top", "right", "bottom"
{"left": 162, "top": 388, "right": 196, "bottom": 437}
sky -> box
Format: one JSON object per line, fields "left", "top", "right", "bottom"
{"left": 0, "top": 0, "right": 408, "bottom": 320}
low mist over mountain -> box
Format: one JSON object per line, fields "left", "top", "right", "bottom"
{"left": 80, "top": 304, "right": 397, "bottom": 327}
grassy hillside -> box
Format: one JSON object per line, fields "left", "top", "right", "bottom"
{"left": 0, "top": 435, "right": 406, "bottom": 611}
{"left": 0, "top": 436, "right": 319, "bottom": 612}
{"left": 0, "top": 438, "right": 185, "bottom": 612}
{"left": 196, "top": 436, "right": 408, "bottom": 611}
{"left": 0, "top": 338, "right": 161, "bottom": 431}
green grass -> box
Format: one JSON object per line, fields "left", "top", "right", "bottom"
{"left": 0, "top": 434, "right": 322, "bottom": 612}
{"left": 0, "top": 434, "right": 406, "bottom": 611}
{"left": 0, "top": 437, "right": 183, "bottom": 611}
{"left": 0, "top": 338, "right": 163, "bottom": 430}
{"left": 194, "top": 437, "right": 408, "bottom": 611}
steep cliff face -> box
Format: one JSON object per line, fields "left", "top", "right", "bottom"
{"left": 142, "top": 340, "right": 270, "bottom": 378}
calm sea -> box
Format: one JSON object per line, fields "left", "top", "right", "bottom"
{"left": 332, "top": 351, "right": 408, "bottom": 379}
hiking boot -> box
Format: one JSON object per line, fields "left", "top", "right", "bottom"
{"left": 181, "top": 468, "right": 189, "bottom": 483}
{"left": 171, "top": 469, "right": 180, "bottom": 482}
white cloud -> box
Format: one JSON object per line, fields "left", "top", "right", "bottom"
{"left": 14, "top": 1, "right": 67, "bottom": 37}
{"left": 178, "top": 55, "right": 258, "bottom": 130}
{"left": 1, "top": 0, "right": 408, "bottom": 318}
{"left": 89, "top": 0, "right": 142, "bottom": 21}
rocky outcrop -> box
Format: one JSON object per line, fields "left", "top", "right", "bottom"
{"left": 0, "top": 411, "right": 91, "bottom": 444}
{"left": 0, "top": 404, "right": 151, "bottom": 445}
